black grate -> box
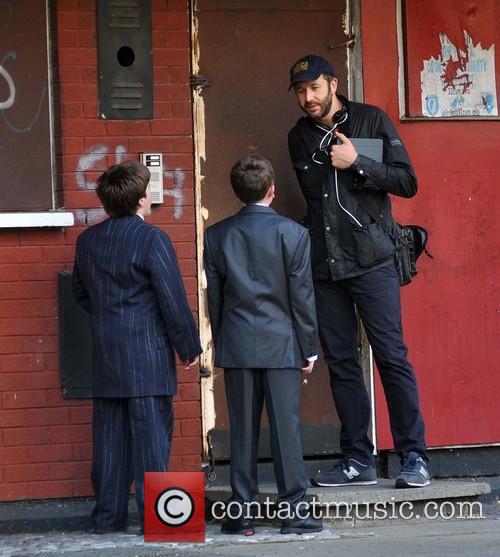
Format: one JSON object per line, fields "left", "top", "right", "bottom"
{"left": 96, "top": 0, "right": 153, "bottom": 119}
{"left": 58, "top": 271, "right": 93, "bottom": 399}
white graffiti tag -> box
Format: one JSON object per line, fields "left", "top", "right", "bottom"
{"left": 76, "top": 144, "right": 186, "bottom": 219}
{"left": 0, "top": 50, "right": 47, "bottom": 132}
{"left": 0, "top": 62, "right": 15, "bottom": 109}
{"left": 76, "top": 144, "right": 113, "bottom": 190}
{"left": 163, "top": 168, "right": 185, "bottom": 220}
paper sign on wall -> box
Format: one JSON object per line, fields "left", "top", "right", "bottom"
{"left": 421, "top": 30, "right": 497, "bottom": 117}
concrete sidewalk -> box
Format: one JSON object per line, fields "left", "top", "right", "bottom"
{"left": 1, "top": 505, "right": 500, "bottom": 557}
{"left": 0, "top": 478, "right": 491, "bottom": 534}
{"left": 0, "top": 478, "right": 498, "bottom": 556}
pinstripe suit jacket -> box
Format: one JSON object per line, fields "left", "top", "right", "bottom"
{"left": 204, "top": 204, "right": 317, "bottom": 369}
{"left": 73, "top": 215, "right": 202, "bottom": 398}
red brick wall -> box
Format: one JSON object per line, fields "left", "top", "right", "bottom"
{"left": 0, "top": 0, "right": 201, "bottom": 501}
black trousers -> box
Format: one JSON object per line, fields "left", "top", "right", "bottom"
{"left": 91, "top": 396, "right": 173, "bottom": 530}
{"left": 314, "top": 262, "right": 427, "bottom": 464}
{"left": 224, "top": 368, "right": 307, "bottom": 505}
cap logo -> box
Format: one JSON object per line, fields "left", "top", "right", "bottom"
{"left": 292, "top": 61, "right": 309, "bottom": 75}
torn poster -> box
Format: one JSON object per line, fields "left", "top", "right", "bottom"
{"left": 421, "top": 30, "right": 497, "bottom": 117}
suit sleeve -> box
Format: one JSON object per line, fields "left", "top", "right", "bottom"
{"left": 146, "top": 230, "right": 202, "bottom": 361}
{"left": 203, "top": 229, "right": 223, "bottom": 347}
{"left": 72, "top": 239, "right": 91, "bottom": 313}
{"left": 287, "top": 228, "right": 318, "bottom": 361}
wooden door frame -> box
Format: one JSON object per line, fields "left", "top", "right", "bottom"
{"left": 190, "top": 0, "right": 370, "bottom": 466}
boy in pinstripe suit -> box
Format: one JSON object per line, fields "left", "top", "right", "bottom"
{"left": 73, "top": 161, "right": 202, "bottom": 534}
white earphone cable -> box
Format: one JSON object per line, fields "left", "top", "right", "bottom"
{"left": 334, "top": 168, "right": 363, "bottom": 228}
{"left": 313, "top": 121, "right": 363, "bottom": 228}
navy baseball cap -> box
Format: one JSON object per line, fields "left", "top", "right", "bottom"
{"left": 289, "top": 54, "right": 335, "bottom": 90}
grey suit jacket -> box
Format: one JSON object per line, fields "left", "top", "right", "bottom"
{"left": 204, "top": 205, "right": 317, "bottom": 369}
{"left": 73, "top": 215, "right": 202, "bottom": 397}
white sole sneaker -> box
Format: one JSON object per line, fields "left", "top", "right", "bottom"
{"left": 395, "top": 478, "right": 430, "bottom": 488}
{"left": 311, "top": 479, "right": 378, "bottom": 487}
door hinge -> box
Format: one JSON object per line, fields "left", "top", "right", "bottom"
{"left": 329, "top": 35, "right": 356, "bottom": 49}
{"left": 200, "top": 366, "right": 212, "bottom": 378}
{"left": 190, "top": 74, "right": 210, "bottom": 89}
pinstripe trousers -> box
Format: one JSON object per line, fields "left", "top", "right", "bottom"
{"left": 91, "top": 396, "right": 173, "bottom": 531}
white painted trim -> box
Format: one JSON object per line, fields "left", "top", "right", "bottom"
{"left": 347, "top": 0, "right": 364, "bottom": 103}
{"left": 191, "top": 3, "right": 216, "bottom": 466}
{"left": 427, "top": 443, "right": 500, "bottom": 450}
{"left": 396, "top": 0, "right": 406, "bottom": 118}
{"left": 46, "top": 0, "right": 57, "bottom": 209}
{"left": 0, "top": 212, "right": 74, "bottom": 228}
{"left": 369, "top": 346, "right": 378, "bottom": 455}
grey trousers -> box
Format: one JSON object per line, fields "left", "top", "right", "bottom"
{"left": 224, "top": 368, "right": 307, "bottom": 505}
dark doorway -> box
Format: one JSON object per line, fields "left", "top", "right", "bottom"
{"left": 193, "top": 0, "right": 367, "bottom": 462}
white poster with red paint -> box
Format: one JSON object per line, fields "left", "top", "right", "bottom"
{"left": 421, "top": 30, "right": 497, "bottom": 117}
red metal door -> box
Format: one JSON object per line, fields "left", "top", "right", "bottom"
{"left": 361, "top": 0, "right": 500, "bottom": 450}
{"left": 193, "top": 0, "right": 359, "bottom": 461}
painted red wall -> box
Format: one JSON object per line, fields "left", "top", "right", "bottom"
{"left": 361, "top": 0, "right": 500, "bottom": 449}
{"left": 0, "top": 0, "right": 201, "bottom": 501}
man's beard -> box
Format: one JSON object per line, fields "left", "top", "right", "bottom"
{"left": 301, "top": 89, "right": 333, "bottom": 121}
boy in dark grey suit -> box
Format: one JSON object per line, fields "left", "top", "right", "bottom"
{"left": 73, "top": 161, "right": 202, "bottom": 534}
{"left": 204, "top": 155, "right": 322, "bottom": 535}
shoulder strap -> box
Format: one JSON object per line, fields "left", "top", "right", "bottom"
{"left": 356, "top": 197, "right": 392, "bottom": 233}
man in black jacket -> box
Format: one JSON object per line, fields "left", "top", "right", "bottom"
{"left": 288, "top": 54, "right": 429, "bottom": 489}
{"left": 204, "top": 155, "right": 322, "bottom": 535}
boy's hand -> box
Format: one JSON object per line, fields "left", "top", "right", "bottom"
{"left": 301, "top": 360, "right": 314, "bottom": 374}
{"left": 183, "top": 356, "right": 199, "bottom": 370}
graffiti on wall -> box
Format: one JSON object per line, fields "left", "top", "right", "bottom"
{"left": 421, "top": 30, "right": 498, "bottom": 117}
{"left": 1, "top": 50, "right": 47, "bottom": 134}
{"left": 76, "top": 144, "right": 186, "bottom": 220}
{"left": 0, "top": 0, "right": 53, "bottom": 210}
{"left": 0, "top": 58, "right": 15, "bottom": 110}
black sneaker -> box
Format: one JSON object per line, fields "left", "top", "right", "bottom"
{"left": 310, "top": 458, "right": 377, "bottom": 487}
{"left": 395, "top": 452, "right": 430, "bottom": 488}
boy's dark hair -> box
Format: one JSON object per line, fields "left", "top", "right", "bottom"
{"left": 230, "top": 155, "right": 275, "bottom": 204}
{"left": 96, "top": 160, "right": 150, "bottom": 218}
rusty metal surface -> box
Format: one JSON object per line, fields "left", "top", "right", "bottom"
{"left": 194, "top": 0, "right": 350, "bottom": 459}
{"left": 0, "top": 0, "right": 54, "bottom": 210}
{"left": 96, "top": 0, "right": 153, "bottom": 119}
